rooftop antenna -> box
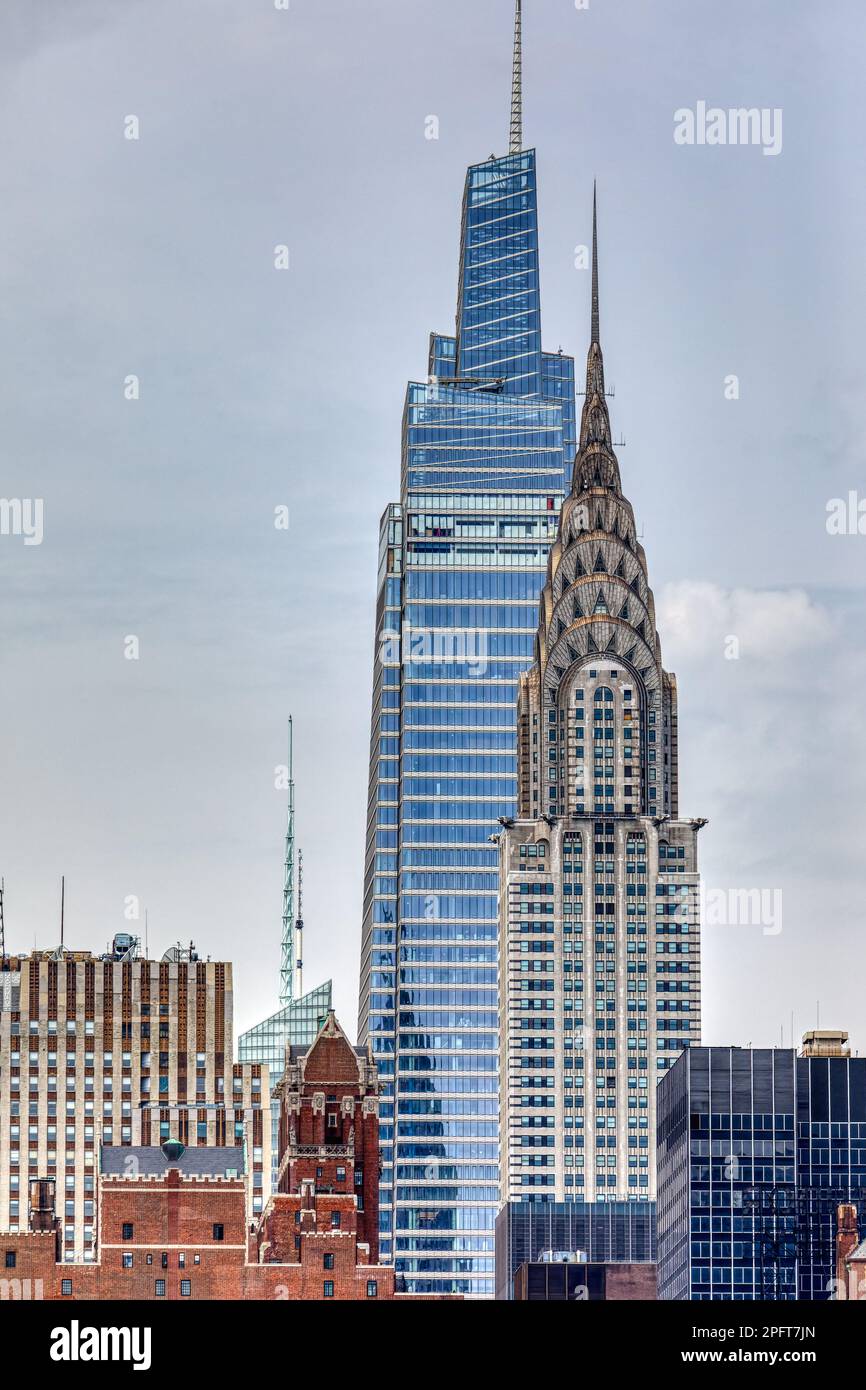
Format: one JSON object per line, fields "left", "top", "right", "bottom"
{"left": 60, "top": 876, "right": 65, "bottom": 950}
{"left": 279, "top": 718, "right": 296, "bottom": 1007}
{"left": 508, "top": 0, "right": 522, "bottom": 155}
{"left": 295, "top": 848, "right": 304, "bottom": 1000}
{"left": 145, "top": 909, "right": 149, "bottom": 960}
{"left": 0, "top": 877, "right": 6, "bottom": 966}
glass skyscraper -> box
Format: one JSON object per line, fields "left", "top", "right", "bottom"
{"left": 657, "top": 1037, "right": 866, "bottom": 1300}
{"left": 358, "top": 14, "right": 577, "bottom": 1296}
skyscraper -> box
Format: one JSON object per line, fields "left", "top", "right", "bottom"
{"left": 357, "top": 2, "right": 576, "bottom": 1297}
{"left": 497, "top": 191, "right": 704, "bottom": 1204}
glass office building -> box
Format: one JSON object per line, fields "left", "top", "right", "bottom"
{"left": 657, "top": 1041, "right": 866, "bottom": 1300}
{"left": 358, "top": 146, "right": 577, "bottom": 1297}
{"left": 495, "top": 1199, "right": 656, "bottom": 1300}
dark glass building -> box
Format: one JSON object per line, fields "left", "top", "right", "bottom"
{"left": 357, "top": 10, "right": 578, "bottom": 1296}
{"left": 657, "top": 1041, "right": 866, "bottom": 1299}
{"left": 495, "top": 1199, "right": 656, "bottom": 1301}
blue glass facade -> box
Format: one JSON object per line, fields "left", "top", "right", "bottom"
{"left": 657, "top": 1045, "right": 866, "bottom": 1300}
{"left": 358, "top": 148, "right": 576, "bottom": 1297}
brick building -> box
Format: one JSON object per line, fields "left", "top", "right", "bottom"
{"left": 835, "top": 1203, "right": 866, "bottom": 1300}
{"left": 1, "top": 1011, "right": 450, "bottom": 1300}
{"left": 0, "top": 937, "right": 270, "bottom": 1259}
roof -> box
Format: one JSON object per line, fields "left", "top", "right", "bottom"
{"left": 100, "top": 1145, "right": 245, "bottom": 1178}
{"left": 848, "top": 1239, "right": 866, "bottom": 1263}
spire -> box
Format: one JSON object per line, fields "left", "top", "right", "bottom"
{"left": 574, "top": 183, "right": 620, "bottom": 491}
{"left": 509, "top": 0, "right": 522, "bottom": 155}
{"left": 279, "top": 717, "right": 295, "bottom": 1006}
{"left": 591, "top": 179, "right": 600, "bottom": 345}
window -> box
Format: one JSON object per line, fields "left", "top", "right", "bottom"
{"left": 367, "top": 1280, "right": 378, "bottom": 1298}
{"left": 323, "top": 1253, "right": 334, "bottom": 1270}
{"left": 330, "top": 1212, "right": 341, "bottom": 1229}
{"left": 180, "top": 1279, "right": 191, "bottom": 1297}
{"left": 327, "top": 1113, "right": 338, "bottom": 1129}
{"left": 155, "top": 1280, "right": 165, "bottom": 1297}
{"left": 212, "top": 1223, "right": 224, "bottom": 1242}
{"left": 323, "top": 1281, "right": 334, "bottom": 1298}
{"left": 61, "top": 1279, "right": 73, "bottom": 1296}
{"left": 122, "top": 1254, "right": 133, "bottom": 1269}
{"left": 4, "top": 1251, "right": 15, "bottom": 1269}
{"left": 121, "top": 1223, "right": 134, "bottom": 1240}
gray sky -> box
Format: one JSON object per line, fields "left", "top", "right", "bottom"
{"left": 1, "top": 0, "right": 864, "bottom": 1050}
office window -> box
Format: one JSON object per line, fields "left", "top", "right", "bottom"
{"left": 4, "top": 1252, "right": 15, "bottom": 1269}
{"left": 180, "top": 1279, "right": 191, "bottom": 1297}
{"left": 213, "top": 1223, "right": 224, "bottom": 1242}
{"left": 61, "top": 1279, "right": 72, "bottom": 1295}
{"left": 155, "top": 1280, "right": 165, "bottom": 1297}
{"left": 122, "top": 1253, "right": 133, "bottom": 1269}
{"left": 323, "top": 1253, "right": 334, "bottom": 1270}
{"left": 323, "top": 1280, "right": 334, "bottom": 1298}
{"left": 367, "top": 1280, "right": 378, "bottom": 1298}
{"left": 121, "top": 1223, "right": 134, "bottom": 1240}
{"left": 330, "top": 1211, "right": 341, "bottom": 1229}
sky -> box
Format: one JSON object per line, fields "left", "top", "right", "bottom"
{"left": 0, "top": 0, "right": 864, "bottom": 1050}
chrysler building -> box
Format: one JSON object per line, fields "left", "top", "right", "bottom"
{"left": 498, "top": 191, "right": 705, "bottom": 1203}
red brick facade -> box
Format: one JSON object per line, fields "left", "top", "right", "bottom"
{"left": 0, "top": 1012, "right": 451, "bottom": 1301}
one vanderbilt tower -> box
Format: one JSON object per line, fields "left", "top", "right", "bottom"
{"left": 498, "top": 192, "right": 705, "bottom": 1204}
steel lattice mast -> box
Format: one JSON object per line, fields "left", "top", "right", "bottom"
{"left": 509, "top": 0, "right": 523, "bottom": 154}
{"left": 279, "top": 717, "right": 295, "bottom": 1006}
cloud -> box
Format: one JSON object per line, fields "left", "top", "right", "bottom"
{"left": 658, "top": 581, "right": 866, "bottom": 1052}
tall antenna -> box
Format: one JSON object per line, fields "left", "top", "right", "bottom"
{"left": 295, "top": 848, "right": 304, "bottom": 1000}
{"left": 60, "top": 876, "right": 65, "bottom": 950}
{"left": 508, "top": 0, "right": 523, "bottom": 155}
{"left": 0, "top": 877, "right": 6, "bottom": 966}
{"left": 279, "top": 718, "right": 295, "bottom": 1007}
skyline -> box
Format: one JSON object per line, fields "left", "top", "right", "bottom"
{"left": 1, "top": 0, "right": 864, "bottom": 1057}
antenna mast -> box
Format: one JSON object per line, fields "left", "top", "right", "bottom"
{"left": 279, "top": 718, "right": 295, "bottom": 1007}
{"left": 508, "top": 0, "right": 523, "bottom": 155}
{"left": 295, "top": 849, "right": 304, "bottom": 1000}
{"left": 0, "top": 878, "right": 6, "bottom": 966}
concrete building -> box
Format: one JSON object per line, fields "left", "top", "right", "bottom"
{"left": 0, "top": 936, "right": 269, "bottom": 1260}
{"left": 497, "top": 192, "right": 704, "bottom": 1208}
{"left": 657, "top": 1034, "right": 866, "bottom": 1300}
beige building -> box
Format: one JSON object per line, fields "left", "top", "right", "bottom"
{"left": 0, "top": 937, "right": 269, "bottom": 1260}
{"left": 498, "top": 195, "right": 703, "bottom": 1205}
